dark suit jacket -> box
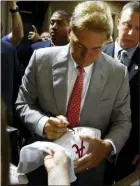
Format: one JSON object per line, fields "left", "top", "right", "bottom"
{"left": 1, "top": 40, "right": 22, "bottom": 124}
{"left": 103, "top": 42, "right": 140, "bottom": 178}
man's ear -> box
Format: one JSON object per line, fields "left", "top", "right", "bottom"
{"left": 68, "top": 27, "right": 72, "bottom": 40}
{"left": 117, "top": 19, "right": 120, "bottom": 30}
{"left": 68, "top": 27, "right": 72, "bottom": 34}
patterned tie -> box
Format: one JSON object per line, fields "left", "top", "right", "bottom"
{"left": 117, "top": 50, "right": 129, "bottom": 67}
{"left": 66, "top": 66, "right": 84, "bottom": 127}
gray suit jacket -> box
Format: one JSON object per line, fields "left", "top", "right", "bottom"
{"left": 16, "top": 44, "right": 131, "bottom": 154}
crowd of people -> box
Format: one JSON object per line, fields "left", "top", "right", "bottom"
{"left": 1, "top": 1, "right": 140, "bottom": 186}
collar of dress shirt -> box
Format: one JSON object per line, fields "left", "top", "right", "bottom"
{"left": 69, "top": 53, "right": 94, "bottom": 75}
{"left": 115, "top": 39, "right": 137, "bottom": 59}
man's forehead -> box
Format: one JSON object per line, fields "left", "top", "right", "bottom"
{"left": 51, "top": 12, "right": 67, "bottom": 21}
{"left": 121, "top": 8, "right": 139, "bottom": 21}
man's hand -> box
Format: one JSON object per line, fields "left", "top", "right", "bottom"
{"left": 7, "top": 1, "right": 16, "bottom": 10}
{"left": 44, "top": 147, "right": 70, "bottom": 185}
{"left": 44, "top": 147, "right": 69, "bottom": 173}
{"left": 28, "top": 25, "right": 40, "bottom": 42}
{"left": 74, "top": 136, "right": 113, "bottom": 173}
{"left": 44, "top": 115, "right": 69, "bottom": 140}
{"left": 132, "top": 154, "right": 140, "bottom": 171}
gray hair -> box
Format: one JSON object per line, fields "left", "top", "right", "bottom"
{"left": 120, "top": 1, "right": 140, "bottom": 17}
{"left": 70, "top": 1, "right": 113, "bottom": 40}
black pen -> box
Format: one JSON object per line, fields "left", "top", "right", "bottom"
{"left": 47, "top": 112, "right": 74, "bottom": 131}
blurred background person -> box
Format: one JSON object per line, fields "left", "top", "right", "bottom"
{"left": 28, "top": 25, "right": 50, "bottom": 43}
{"left": 40, "top": 32, "right": 51, "bottom": 41}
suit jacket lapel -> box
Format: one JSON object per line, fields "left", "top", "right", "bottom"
{"left": 80, "top": 54, "right": 107, "bottom": 125}
{"left": 52, "top": 45, "right": 69, "bottom": 115}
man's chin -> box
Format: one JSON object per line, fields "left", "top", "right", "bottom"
{"left": 121, "top": 40, "right": 138, "bottom": 49}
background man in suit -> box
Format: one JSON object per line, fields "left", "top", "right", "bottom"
{"left": 103, "top": 1, "right": 140, "bottom": 180}
{"left": 31, "top": 10, "right": 71, "bottom": 51}
{"left": 16, "top": 1, "right": 131, "bottom": 185}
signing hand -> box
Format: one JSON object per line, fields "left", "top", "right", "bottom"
{"left": 28, "top": 25, "right": 40, "bottom": 42}
{"left": 74, "top": 136, "right": 113, "bottom": 173}
{"left": 44, "top": 115, "right": 69, "bottom": 140}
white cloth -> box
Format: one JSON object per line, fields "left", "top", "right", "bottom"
{"left": 9, "top": 163, "right": 28, "bottom": 185}
{"left": 17, "top": 142, "right": 76, "bottom": 183}
{"left": 17, "top": 127, "right": 101, "bottom": 184}
{"left": 55, "top": 127, "right": 101, "bottom": 160}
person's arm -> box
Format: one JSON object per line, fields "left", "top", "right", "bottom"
{"left": 44, "top": 148, "right": 70, "bottom": 186}
{"left": 104, "top": 66, "right": 131, "bottom": 153}
{"left": 7, "top": 1, "right": 24, "bottom": 46}
{"left": 15, "top": 50, "right": 67, "bottom": 139}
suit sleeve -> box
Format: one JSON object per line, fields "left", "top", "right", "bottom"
{"left": 104, "top": 66, "right": 132, "bottom": 154}
{"left": 15, "top": 50, "right": 49, "bottom": 137}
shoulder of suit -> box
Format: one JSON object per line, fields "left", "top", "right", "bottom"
{"left": 35, "top": 45, "right": 67, "bottom": 57}
{"left": 101, "top": 51, "right": 125, "bottom": 70}
{"left": 33, "top": 45, "right": 69, "bottom": 67}
{"left": 102, "top": 42, "right": 115, "bottom": 52}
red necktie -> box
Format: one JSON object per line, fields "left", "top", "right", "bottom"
{"left": 66, "top": 66, "right": 84, "bottom": 127}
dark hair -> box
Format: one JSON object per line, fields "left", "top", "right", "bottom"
{"left": 120, "top": 1, "right": 140, "bottom": 17}
{"left": 52, "top": 10, "right": 71, "bottom": 23}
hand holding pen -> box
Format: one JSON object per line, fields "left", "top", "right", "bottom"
{"left": 57, "top": 115, "right": 74, "bottom": 132}
{"left": 43, "top": 114, "right": 74, "bottom": 140}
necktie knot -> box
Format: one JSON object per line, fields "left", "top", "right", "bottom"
{"left": 77, "top": 66, "right": 84, "bottom": 73}
{"left": 117, "top": 49, "right": 127, "bottom": 60}
{"left": 117, "top": 49, "right": 129, "bottom": 66}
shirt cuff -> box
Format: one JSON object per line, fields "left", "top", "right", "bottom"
{"left": 104, "top": 139, "right": 116, "bottom": 156}
{"left": 35, "top": 116, "right": 49, "bottom": 137}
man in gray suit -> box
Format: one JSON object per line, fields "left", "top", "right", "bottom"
{"left": 16, "top": 1, "right": 131, "bottom": 185}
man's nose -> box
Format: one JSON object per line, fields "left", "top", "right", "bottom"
{"left": 52, "top": 22, "right": 58, "bottom": 30}
{"left": 128, "top": 29, "right": 135, "bottom": 36}
{"left": 82, "top": 48, "right": 93, "bottom": 58}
